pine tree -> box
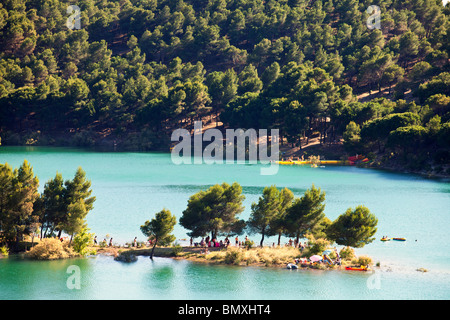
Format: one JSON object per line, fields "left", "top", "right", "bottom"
{"left": 327, "top": 206, "right": 378, "bottom": 248}
{"left": 248, "top": 186, "right": 281, "bottom": 247}
{"left": 141, "top": 209, "right": 177, "bottom": 259}
{"left": 2, "top": 161, "right": 39, "bottom": 250}
{"left": 285, "top": 185, "right": 326, "bottom": 244}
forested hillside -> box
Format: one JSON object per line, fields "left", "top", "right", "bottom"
{"left": 0, "top": 0, "right": 449, "bottom": 174}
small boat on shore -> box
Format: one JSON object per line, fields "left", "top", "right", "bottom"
{"left": 287, "top": 263, "right": 298, "bottom": 270}
{"left": 345, "top": 266, "right": 368, "bottom": 272}
{"left": 276, "top": 160, "right": 348, "bottom": 166}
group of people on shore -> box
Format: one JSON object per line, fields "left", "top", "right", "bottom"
{"left": 94, "top": 236, "right": 115, "bottom": 247}
{"left": 281, "top": 155, "right": 306, "bottom": 162}
{"left": 193, "top": 235, "right": 258, "bottom": 255}
{"left": 191, "top": 235, "right": 236, "bottom": 248}
{"left": 190, "top": 235, "right": 311, "bottom": 251}
{"left": 292, "top": 247, "right": 342, "bottom": 267}
{"left": 286, "top": 238, "right": 309, "bottom": 250}
{"left": 93, "top": 236, "right": 155, "bottom": 248}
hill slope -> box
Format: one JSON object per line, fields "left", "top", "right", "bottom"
{"left": 0, "top": 0, "right": 449, "bottom": 174}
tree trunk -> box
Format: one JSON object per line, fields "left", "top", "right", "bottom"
{"left": 14, "top": 233, "right": 20, "bottom": 252}
{"left": 260, "top": 230, "right": 265, "bottom": 248}
{"left": 277, "top": 233, "right": 282, "bottom": 246}
{"left": 150, "top": 241, "right": 157, "bottom": 260}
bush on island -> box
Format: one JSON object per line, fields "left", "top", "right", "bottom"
{"left": 353, "top": 255, "right": 373, "bottom": 266}
{"left": 27, "top": 238, "right": 77, "bottom": 260}
{"left": 339, "top": 247, "right": 355, "bottom": 261}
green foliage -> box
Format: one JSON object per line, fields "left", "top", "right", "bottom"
{"left": 0, "top": 0, "right": 447, "bottom": 171}
{"left": 224, "top": 247, "right": 244, "bottom": 265}
{"left": 180, "top": 182, "right": 245, "bottom": 239}
{"left": 0, "top": 160, "right": 95, "bottom": 252}
{"left": 0, "top": 245, "right": 9, "bottom": 257}
{"left": 353, "top": 255, "right": 373, "bottom": 266}
{"left": 37, "top": 167, "right": 95, "bottom": 241}
{"left": 415, "top": 73, "right": 450, "bottom": 103}
{"left": 27, "top": 238, "right": 77, "bottom": 260}
{"left": 0, "top": 160, "right": 39, "bottom": 250}
{"left": 243, "top": 239, "right": 255, "bottom": 250}
{"left": 171, "top": 243, "right": 184, "bottom": 257}
{"left": 141, "top": 208, "right": 177, "bottom": 259}
{"left": 0, "top": 2, "right": 447, "bottom": 138}
{"left": 327, "top": 205, "right": 378, "bottom": 248}
{"left": 268, "top": 187, "right": 294, "bottom": 246}
{"left": 285, "top": 185, "right": 326, "bottom": 243}
{"left": 388, "top": 125, "right": 428, "bottom": 153}
{"left": 72, "top": 227, "right": 94, "bottom": 256}
{"left": 306, "top": 237, "right": 330, "bottom": 256}
{"left": 248, "top": 185, "right": 280, "bottom": 247}
{"left": 339, "top": 247, "right": 355, "bottom": 260}
{"left": 343, "top": 121, "right": 361, "bottom": 152}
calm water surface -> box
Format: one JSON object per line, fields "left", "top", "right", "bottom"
{"left": 1, "top": 146, "right": 449, "bottom": 300}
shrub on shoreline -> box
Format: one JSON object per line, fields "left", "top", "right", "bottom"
{"left": 1, "top": 245, "right": 9, "bottom": 257}
{"left": 27, "top": 238, "right": 78, "bottom": 260}
{"left": 352, "top": 255, "right": 373, "bottom": 266}
{"left": 206, "top": 246, "right": 301, "bottom": 266}
{"left": 339, "top": 247, "right": 355, "bottom": 260}
{"left": 224, "top": 248, "right": 244, "bottom": 265}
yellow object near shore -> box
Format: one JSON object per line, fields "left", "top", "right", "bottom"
{"left": 277, "top": 160, "right": 349, "bottom": 166}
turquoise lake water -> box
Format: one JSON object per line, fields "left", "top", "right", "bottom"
{"left": 1, "top": 146, "right": 449, "bottom": 300}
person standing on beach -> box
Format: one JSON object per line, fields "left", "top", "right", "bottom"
{"left": 235, "top": 236, "right": 239, "bottom": 246}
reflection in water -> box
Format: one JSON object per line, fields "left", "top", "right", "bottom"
{"left": 157, "top": 184, "right": 308, "bottom": 196}
{"left": 1, "top": 253, "right": 450, "bottom": 300}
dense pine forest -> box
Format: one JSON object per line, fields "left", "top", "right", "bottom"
{"left": 0, "top": 0, "right": 449, "bottom": 174}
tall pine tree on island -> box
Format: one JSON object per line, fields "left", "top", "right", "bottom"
{"left": 180, "top": 182, "right": 246, "bottom": 240}
{"left": 247, "top": 185, "right": 281, "bottom": 247}
{"left": 0, "top": 160, "right": 39, "bottom": 251}
{"left": 285, "top": 184, "right": 326, "bottom": 245}
{"left": 141, "top": 209, "right": 177, "bottom": 260}
{"left": 326, "top": 205, "right": 378, "bottom": 248}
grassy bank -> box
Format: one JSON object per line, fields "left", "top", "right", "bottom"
{"left": 111, "top": 245, "right": 373, "bottom": 270}
{"left": 7, "top": 234, "right": 374, "bottom": 270}
{"left": 5, "top": 237, "right": 375, "bottom": 271}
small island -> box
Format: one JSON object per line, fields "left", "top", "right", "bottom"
{"left": 1, "top": 160, "right": 378, "bottom": 273}
{"left": 110, "top": 240, "right": 374, "bottom": 272}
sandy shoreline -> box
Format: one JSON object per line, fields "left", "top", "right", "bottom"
{"left": 102, "top": 245, "right": 368, "bottom": 271}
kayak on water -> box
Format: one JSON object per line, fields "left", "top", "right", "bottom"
{"left": 345, "top": 266, "right": 369, "bottom": 271}
{"left": 392, "top": 238, "right": 406, "bottom": 241}
{"left": 381, "top": 237, "right": 391, "bottom": 241}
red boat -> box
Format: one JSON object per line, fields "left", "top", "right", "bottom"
{"left": 348, "top": 155, "right": 364, "bottom": 162}
{"left": 345, "top": 266, "right": 368, "bottom": 271}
